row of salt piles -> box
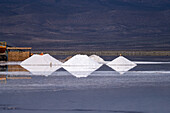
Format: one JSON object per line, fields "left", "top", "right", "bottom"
{"left": 89, "top": 55, "right": 105, "bottom": 64}
{"left": 20, "top": 54, "right": 137, "bottom": 77}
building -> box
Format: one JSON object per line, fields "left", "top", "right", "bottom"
{"left": 7, "top": 47, "right": 32, "bottom": 61}
{"left": 0, "top": 41, "right": 7, "bottom": 61}
{"left": 0, "top": 41, "right": 32, "bottom": 61}
{"left": 0, "top": 42, "right": 6, "bottom": 53}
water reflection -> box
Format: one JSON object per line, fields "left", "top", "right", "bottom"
{"left": 0, "top": 65, "right": 27, "bottom": 72}
{"left": 21, "top": 65, "right": 61, "bottom": 76}
{"left": 0, "top": 64, "right": 136, "bottom": 77}
{"left": 62, "top": 65, "right": 102, "bottom": 78}
{"left": 106, "top": 65, "right": 137, "bottom": 74}
{"left": 0, "top": 75, "right": 6, "bottom": 81}
{"left": 0, "top": 65, "right": 7, "bottom": 71}
{"left": 8, "top": 65, "right": 27, "bottom": 72}
{"left": 0, "top": 75, "right": 7, "bottom": 84}
{"left": 0, "top": 75, "right": 32, "bottom": 84}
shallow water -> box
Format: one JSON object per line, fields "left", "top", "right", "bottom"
{"left": 0, "top": 56, "right": 170, "bottom": 113}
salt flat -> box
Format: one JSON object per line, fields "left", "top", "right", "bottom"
{"left": 0, "top": 57, "right": 170, "bottom": 113}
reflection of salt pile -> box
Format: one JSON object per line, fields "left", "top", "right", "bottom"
{"left": 21, "top": 65, "right": 61, "bottom": 76}
{"left": 20, "top": 54, "right": 62, "bottom": 66}
{"left": 62, "top": 54, "right": 103, "bottom": 78}
{"left": 20, "top": 54, "right": 62, "bottom": 76}
{"left": 89, "top": 55, "right": 105, "bottom": 64}
{"left": 106, "top": 56, "right": 137, "bottom": 74}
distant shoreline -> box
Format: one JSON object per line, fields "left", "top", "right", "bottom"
{"left": 32, "top": 51, "right": 170, "bottom": 56}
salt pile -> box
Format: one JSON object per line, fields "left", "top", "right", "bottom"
{"left": 62, "top": 54, "right": 103, "bottom": 78}
{"left": 20, "top": 54, "right": 62, "bottom": 66}
{"left": 89, "top": 55, "right": 105, "bottom": 64}
{"left": 106, "top": 56, "right": 137, "bottom": 74}
{"left": 21, "top": 65, "right": 61, "bottom": 76}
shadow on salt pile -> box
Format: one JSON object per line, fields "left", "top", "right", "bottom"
{"left": 89, "top": 55, "right": 106, "bottom": 64}
{"left": 62, "top": 54, "right": 103, "bottom": 78}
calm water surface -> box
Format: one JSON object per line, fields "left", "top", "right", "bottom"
{"left": 0, "top": 56, "right": 170, "bottom": 113}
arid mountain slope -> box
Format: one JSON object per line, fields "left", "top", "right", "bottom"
{"left": 0, "top": 0, "right": 170, "bottom": 50}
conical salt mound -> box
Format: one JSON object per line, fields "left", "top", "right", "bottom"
{"left": 89, "top": 55, "right": 105, "bottom": 64}
{"left": 20, "top": 54, "right": 62, "bottom": 66}
{"left": 106, "top": 56, "right": 137, "bottom": 74}
{"left": 107, "top": 56, "right": 136, "bottom": 65}
{"left": 62, "top": 54, "right": 103, "bottom": 78}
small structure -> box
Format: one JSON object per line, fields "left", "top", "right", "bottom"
{"left": 7, "top": 47, "right": 32, "bottom": 61}
{"left": 0, "top": 41, "right": 7, "bottom": 61}
{"left": 0, "top": 42, "right": 32, "bottom": 61}
{"left": 0, "top": 42, "right": 6, "bottom": 53}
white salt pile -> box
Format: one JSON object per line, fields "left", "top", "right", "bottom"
{"left": 106, "top": 56, "right": 137, "bottom": 74}
{"left": 43, "top": 54, "right": 62, "bottom": 65}
{"left": 89, "top": 55, "right": 105, "bottom": 64}
{"left": 20, "top": 54, "right": 62, "bottom": 66}
{"left": 62, "top": 54, "right": 103, "bottom": 78}
{"left": 21, "top": 65, "right": 61, "bottom": 76}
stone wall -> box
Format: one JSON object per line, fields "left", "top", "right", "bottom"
{"left": 8, "top": 51, "right": 30, "bottom": 61}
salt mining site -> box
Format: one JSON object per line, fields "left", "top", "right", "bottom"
{"left": 11, "top": 54, "right": 169, "bottom": 78}
{"left": 19, "top": 54, "right": 137, "bottom": 77}
{"left": 1, "top": 42, "right": 170, "bottom": 78}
